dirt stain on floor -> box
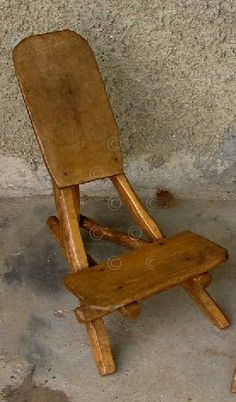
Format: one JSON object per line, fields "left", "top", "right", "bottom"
{"left": 156, "top": 188, "right": 177, "bottom": 208}
{"left": 2, "top": 371, "right": 71, "bottom": 402}
{"left": 3, "top": 229, "right": 67, "bottom": 296}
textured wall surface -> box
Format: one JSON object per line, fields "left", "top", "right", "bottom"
{"left": 0, "top": 0, "right": 236, "bottom": 198}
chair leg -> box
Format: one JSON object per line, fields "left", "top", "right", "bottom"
{"left": 85, "top": 318, "right": 116, "bottom": 375}
{"left": 231, "top": 368, "right": 236, "bottom": 393}
{"left": 183, "top": 273, "right": 229, "bottom": 330}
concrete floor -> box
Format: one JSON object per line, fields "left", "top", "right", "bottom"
{"left": 0, "top": 195, "right": 235, "bottom": 402}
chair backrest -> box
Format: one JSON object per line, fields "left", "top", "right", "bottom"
{"left": 13, "top": 30, "right": 123, "bottom": 188}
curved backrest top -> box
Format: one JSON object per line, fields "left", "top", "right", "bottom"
{"left": 13, "top": 30, "right": 123, "bottom": 188}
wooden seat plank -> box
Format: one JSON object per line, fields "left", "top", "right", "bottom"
{"left": 64, "top": 231, "right": 228, "bottom": 310}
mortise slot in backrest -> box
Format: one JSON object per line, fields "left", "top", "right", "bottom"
{"left": 13, "top": 30, "right": 123, "bottom": 188}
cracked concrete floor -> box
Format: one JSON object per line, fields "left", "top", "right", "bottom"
{"left": 0, "top": 195, "right": 235, "bottom": 402}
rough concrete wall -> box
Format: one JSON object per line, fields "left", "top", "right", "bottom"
{"left": 0, "top": 0, "right": 236, "bottom": 198}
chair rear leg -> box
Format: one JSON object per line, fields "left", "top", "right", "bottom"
{"left": 86, "top": 318, "right": 116, "bottom": 375}
{"left": 183, "top": 273, "right": 229, "bottom": 329}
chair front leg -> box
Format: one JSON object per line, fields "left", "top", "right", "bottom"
{"left": 86, "top": 318, "right": 116, "bottom": 375}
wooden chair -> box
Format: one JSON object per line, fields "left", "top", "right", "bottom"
{"left": 13, "top": 30, "right": 230, "bottom": 376}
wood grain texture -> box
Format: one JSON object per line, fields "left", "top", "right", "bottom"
{"left": 80, "top": 214, "right": 148, "bottom": 248}
{"left": 119, "top": 302, "right": 142, "bottom": 319}
{"left": 48, "top": 213, "right": 149, "bottom": 249}
{"left": 52, "top": 182, "right": 116, "bottom": 374}
{"left": 13, "top": 29, "right": 231, "bottom": 375}
{"left": 47, "top": 215, "right": 63, "bottom": 246}
{"left": 53, "top": 184, "right": 88, "bottom": 272}
{"left": 13, "top": 30, "right": 123, "bottom": 188}
{"left": 111, "top": 174, "right": 163, "bottom": 240}
{"left": 75, "top": 302, "right": 141, "bottom": 323}
{"left": 231, "top": 369, "right": 236, "bottom": 393}
{"left": 64, "top": 231, "right": 228, "bottom": 310}
{"left": 75, "top": 306, "right": 110, "bottom": 324}
{"left": 110, "top": 174, "right": 228, "bottom": 328}
{"left": 47, "top": 212, "right": 142, "bottom": 320}
{"left": 192, "top": 272, "right": 212, "bottom": 288}
{"left": 85, "top": 319, "right": 116, "bottom": 375}
{"left": 47, "top": 214, "right": 97, "bottom": 267}
{"left": 183, "top": 279, "right": 229, "bottom": 329}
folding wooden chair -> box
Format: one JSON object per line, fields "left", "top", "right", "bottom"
{"left": 13, "top": 30, "right": 230, "bottom": 376}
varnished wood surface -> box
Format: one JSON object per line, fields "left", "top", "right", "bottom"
{"left": 64, "top": 231, "right": 228, "bottom": 310}
{"left": 53, "top": 184, "right": 88, "bottom": 271}
{"left": 192, "top": 272, "right": 212, "bottom": 288}
{"left": 80, "top": 214, "right": 148, "bottom": 248}
{"left": 111, "top": 174, "right": 163, "bottom": 240}
{"left": 13, "top": 29, "right": 231, "bottom": 375}
{"left": 75, "top": 302, "right": 141, "bottom": 323}
{"left": 85, "top": 319, "right": 116, "bottom": 375}
{"left": 119, "top": 302, "right": 141, "bottom": 319}
{"left": 48, "top": 211, "right": 228, "bottom": 327}
{"left": 47, "top": 215, "right": 97, "bottom": 267}
{"left": 183, "top": 279, "right": 229, "bottom": 329}
{"left": 47, "top": 215, "right": 63, "bottom": 246}
{"left": 231, "top": 369, "right": 236, "bottom": 393}
{"left": 75, "top": 305, "right": 110, "bottom": 324}
{"left": 52, "top": 184, "right": 116, "bottom": 373}
{"left": 48, "top": 213, "right": 149, "bottom": 249}
{"left": 13, "top": 30, "right": 123, "bottom": 188}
